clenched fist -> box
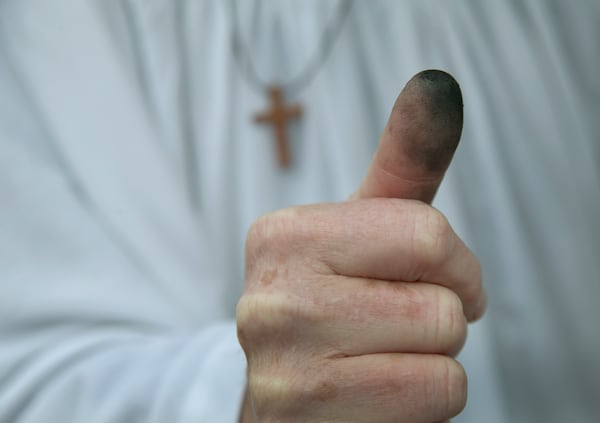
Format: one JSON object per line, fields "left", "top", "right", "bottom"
{"left": 237, "top": 70, "right": 486, "bottom": 423}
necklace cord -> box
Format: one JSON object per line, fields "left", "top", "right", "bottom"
{"left": 230, "top": 0, "right": 354, "bottom": 97}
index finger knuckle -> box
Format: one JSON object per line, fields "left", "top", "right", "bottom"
{"left": 411, "top": 206, "right": 454, "bottom": 271}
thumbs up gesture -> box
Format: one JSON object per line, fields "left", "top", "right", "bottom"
{"left": 237, "top": 70, "right": 486, "bottom": 423}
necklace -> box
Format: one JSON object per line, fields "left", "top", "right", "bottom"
{"left": 231, "top": 0, "right": 354, "bottom": 167}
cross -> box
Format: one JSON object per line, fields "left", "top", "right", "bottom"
{"left": 254, "top": 86, "right": 303, "bottom": 168}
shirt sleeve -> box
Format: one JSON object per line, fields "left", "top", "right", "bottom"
{"left": 0, "top": 21, "right": 246, "bottom": 423}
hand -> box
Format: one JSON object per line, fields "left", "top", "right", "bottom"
{"left": 237, "top": 70, "right": 486, "bottom": 423}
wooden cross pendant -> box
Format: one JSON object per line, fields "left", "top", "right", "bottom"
{"left": 254, "top": 86, "right": 303, "bottom": 168}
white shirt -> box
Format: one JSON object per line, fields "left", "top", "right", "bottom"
{"left": 0, "top": 1, "right": 598, "bottom": 422}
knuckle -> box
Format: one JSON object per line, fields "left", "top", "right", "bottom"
{"left": 435, "top": 288, "right": 468, "bottom": 355}
{"left": 422, "top": 356, "right": 467, "bottom": 419}
{"left": 412, "top": 206, "right": 454, "bottom": 269}
{"left": 248, "top": 363, "right": 331, "bottom": 417}
{"left": 236, "top": 295, "right": 256, "bottom": 348}
{"left": 248, "top": 373, "right": 294, "bottom": 415}
{"left": 440, "top": 357, "right": 468, "bottom": 418}
{"left": 236, "top": 292, "right": 303, "bottom": 346}
{"left": 245, "top": 209, "right": 303, "bottom": 281}
{"left": 387, "top": 355, "right": 467, "bottom": 420}
{"left": 246, "top": 208, "right": 301, "bottom": 258}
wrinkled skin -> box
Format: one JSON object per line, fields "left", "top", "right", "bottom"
{"left": 238, "top": 71, "right": 486, "bottom": 423}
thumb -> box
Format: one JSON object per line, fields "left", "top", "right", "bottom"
{"left": 351, "top": 70, "right": 463, "bottom": 204}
